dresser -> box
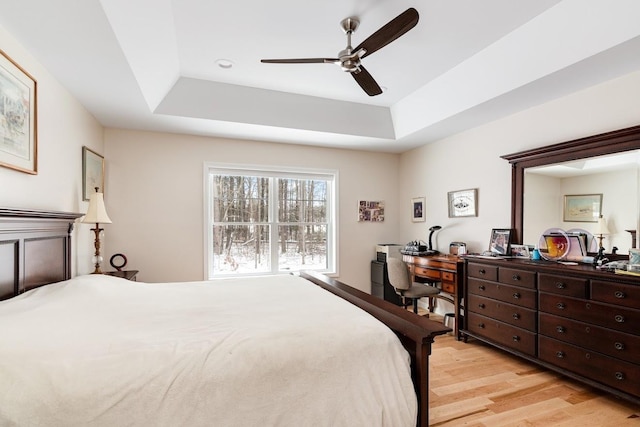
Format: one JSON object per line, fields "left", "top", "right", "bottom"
{"left": 463, "top": 257, "right": 640, "bottom": 405}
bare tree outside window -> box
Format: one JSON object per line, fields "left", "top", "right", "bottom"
{"left": 209, "top": 170, "right": 333, "bottom": 276}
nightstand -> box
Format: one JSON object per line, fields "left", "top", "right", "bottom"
{"left": 105, "top": 270, "right": 139, "bottom": 281}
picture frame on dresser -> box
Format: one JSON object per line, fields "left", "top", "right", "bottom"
{"left": 0, "top": 48, "right": 37, "bottom": 175}
{"left": 489, "top": 228, "right": 512, "bottom": 255}
{"left": 82, "top": 146, "right": 105, "bottom": 201}
{"left": 510, "top": 244, "right": 530, "bottom": 258}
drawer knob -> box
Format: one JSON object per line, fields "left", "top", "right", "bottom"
{"left": 512, "top": 274, "right": 520, "bottom": 281}
{"left": 615, "top": 372, "right": 625, "bottom": 381}
{"left": 555, "top": 282, "right": 566, "bottom": 289}
{"left": 513, "top": 292, "right": 521, "bottom": 299}
{"left": 478, "top": 303, "right": 485, "bottom": 309}
{"left": 479, "top": 269, "right": 486, "bottom": 275}
{"left": 478, "top": 285, "right": 486, "bottom": 291}
{"left": 556, "top": 326, "right": 565, "bottom": 333}
{"left": 512, "top": 335, "right": 520, "bottom": 342}
{"left": 556, "top": 351, "right": 565, "bottom": 359}
{"left": 614, "top": 342, "right": 625, "bottom": 351}
{"left": 615, "top": 314, "right": 625, "bottom": 323}
{"left": 614, "top": 291, "right": 626, "bottom": 299}
{"left": 556, "top": 302, "right": 566, "bottom": 310}
{"left": 512, "top": 313, "right": 520, "bottom": 320}
{"left": 478, "top": 323, "right": 485, "bottom": 329}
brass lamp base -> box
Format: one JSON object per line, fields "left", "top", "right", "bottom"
{"left": 91, "top": 223, "right": 104, "bottom": 274}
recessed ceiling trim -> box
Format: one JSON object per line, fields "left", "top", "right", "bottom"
{"left": 155, "top": 77, "right": 395, "bottom": 139}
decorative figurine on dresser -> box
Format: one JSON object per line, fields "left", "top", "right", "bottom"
{"left": 461, "top": 124, "right": 640, "bottom": 406}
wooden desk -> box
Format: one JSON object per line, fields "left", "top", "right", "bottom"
{"left": 402, "top": 253, "right": 464, "bottom": 340}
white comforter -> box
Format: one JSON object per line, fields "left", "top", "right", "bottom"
{"left": 0, "top": 274, "right": 416, "bottom": 427}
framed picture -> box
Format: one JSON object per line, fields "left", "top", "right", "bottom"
{"left": 510, "top": 244, "right": 530, "bottom": 258}
{"left": 358, "top": 200, "right": 384, "bottom": 222}
{"left": 82, "top": 146, "right": 105, "bottom": 201}
{"left": 489, "top": 228, "right": 512, "bottom": 255}
{"left": 448, "top": 188, "right": 478, "bottom": 217}
{"left": 0, "top": 49, "right": 37, "bottom": 174}
{"left": 411, "top": 197, "right": 425, "bottom": 222}
{"left": 563, "top": 194, "right": 602, "bottom": 222}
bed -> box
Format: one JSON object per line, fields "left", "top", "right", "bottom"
{"left": 0, "top": 208, "right": 449, "bottom": 426}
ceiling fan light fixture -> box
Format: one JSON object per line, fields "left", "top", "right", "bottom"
{"left": 259, "top": 8, "right": 418, "bottom": 96}
{"left": 215, "top": 59, "right": 234, "bottom": 69}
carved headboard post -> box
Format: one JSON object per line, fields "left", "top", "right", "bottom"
{"left": 0, "top": 208, "right": 83, "bottom": 300}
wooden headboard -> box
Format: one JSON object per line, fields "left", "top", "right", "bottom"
{"left": 0, "top": 208, "right": 83, "bottom": 300}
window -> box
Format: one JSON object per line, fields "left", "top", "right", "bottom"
{"left": 205, "top": 164, "right": 337, "bottom": 278}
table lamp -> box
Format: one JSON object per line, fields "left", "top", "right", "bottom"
{"left": 594, "top": 216, "right": 610, "bottom": 251}
{"left": 593, "top": 216, "right": 610, "bottom": 266}
{"left": 82, "top": 187, "right": 112, "bottom": 274}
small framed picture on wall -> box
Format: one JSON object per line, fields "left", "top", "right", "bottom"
{"left": 82, "top": 146, "right": 105, "bottom": 201}
{"left": 411, "top": 197, "right": 425, "bottom": 222}
{"left": 358, "top": 200, "right": 384, "bottom": 222}
{"left": 448, "top": 188, "right": 478, "bottom": 217}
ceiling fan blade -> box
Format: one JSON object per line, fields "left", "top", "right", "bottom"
{"left": 354, "top": 8, "right": 419, "bottom": 59}
{"left": 351, "top": 66, "right": 382, "bottom": 96}
{"left": 261, "top": 58, "right": 339, "bottom": 64}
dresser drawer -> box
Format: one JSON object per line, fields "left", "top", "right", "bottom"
{"left": 539, "top": 335, "right": 640, "bottom": 397}
{"left": 468, "top": 293, "right": 536, "bottom": 331}
{"left": 468, "top": 278, "right": 537, "bottom": 309}
{"left": 467, "top": 312, "right": 536, "bottom": 356}
{"left": 499, "top": 267, "right": 536, "bottom": 289}
{"left": 591, "top": 280, "right": 640, "bottom": 309}
{"left": 539, "top": 312, "right": 640, "bottom": 364}
{"left": 467, "top": 263, "right": 498, "bottom": 281}
{"left": 539, "top": 273, "right": 588, "bottom": 298}
{"left": 539, "top": 293, "right": 640, "bottom": 335}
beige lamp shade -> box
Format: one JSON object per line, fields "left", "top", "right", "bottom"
{"left": 594, "top": 216, "right": 610, "bottom": 235}
{"left": 82, "top": 191, "right": 112, "bottom": 224}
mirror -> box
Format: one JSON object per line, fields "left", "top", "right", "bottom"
{"left": 524, "top": 151, "right": 639, "bottom": 254}
{"left": 502, "top": 125, "right": 640, "bottom": 255}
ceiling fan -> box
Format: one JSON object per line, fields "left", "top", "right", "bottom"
{"left": 260, "top": 8, "right": 419, "bottom": 96}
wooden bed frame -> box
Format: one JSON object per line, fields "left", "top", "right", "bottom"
{"left": 0, "top": 208, "right": 83, "bottom": 300}
{"left": 301, "top": 271, "right": 450, "bottom": 427}
{"left": 0, "top": 208, "right": 449, "bottom": 427}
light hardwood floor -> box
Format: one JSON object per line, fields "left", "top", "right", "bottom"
{"left": 426, "top": 317, "right": 640, "bottom": 426}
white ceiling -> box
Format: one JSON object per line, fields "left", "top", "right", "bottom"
{"left": 2, "top": 0, "right": 640, "bottom": 153}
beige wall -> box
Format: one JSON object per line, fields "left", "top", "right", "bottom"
{"left": 399, "top": 70, "right": 640, "bottom": 255}
{"left": 103, "top": 130, "right": 400, "bottom": 291}
{"left": 398, "top": 70, "right": 640, "bottom": 315}
{"left": 0, "top": 24, "right": 104, "bottom": 276}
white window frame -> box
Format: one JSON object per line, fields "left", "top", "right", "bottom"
{"left": 204, "top": 162, "right": 338, "bottom": 279}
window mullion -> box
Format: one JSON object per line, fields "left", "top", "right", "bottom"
{"left": 269, "top": 177, "right": 279, "bottom": 273}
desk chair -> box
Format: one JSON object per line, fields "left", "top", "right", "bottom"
{"left": 386, "top": 258, "right": 441, "bottom": 314}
